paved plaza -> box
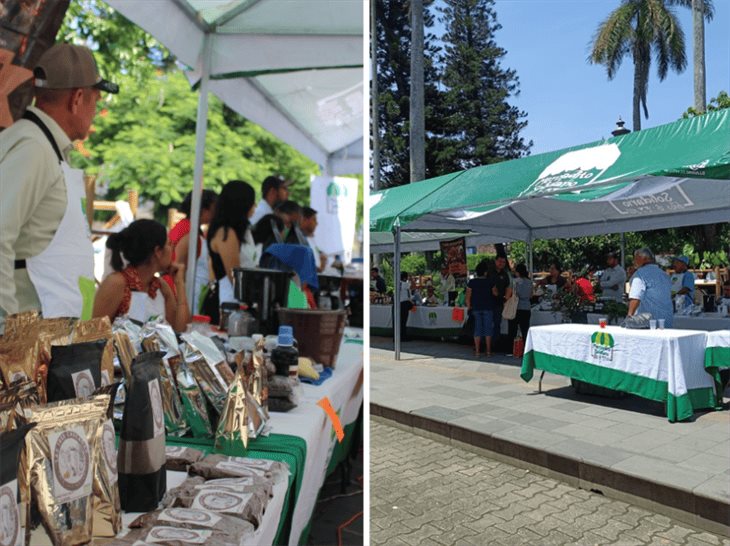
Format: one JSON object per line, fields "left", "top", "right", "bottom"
{"left": 370, "top": 337, "right": 730, "bottom": 536}
{"left": 371, "top": 419, "right": 730, "bottom": 545}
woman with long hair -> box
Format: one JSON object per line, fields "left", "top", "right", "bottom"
{"left": 93, "top": 219, "right": 190, "bottom": 331}
{"left": 508, "top": 263, "right": 533, "bottom": 347}
{"left": 205, "top": 180, "right": 257, "bottom": 319}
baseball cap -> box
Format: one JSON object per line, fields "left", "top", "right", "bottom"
{"left": 672, "top": 255, "right": 690, "bottom": 266}
{"left": 34, "top": 43, "right": 119, "bottom": 94}
{"left": 261, "top": 175, "right": 293, "bottom": 195}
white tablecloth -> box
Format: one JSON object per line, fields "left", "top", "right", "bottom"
{"left": 370, "top": 304, "right": 467, "bottom": 334}
{"left": 522, "top": 324, "right": 717, "bottom": 422}
{"left": 266, "top": 334, "right": 363, "bottom": 545}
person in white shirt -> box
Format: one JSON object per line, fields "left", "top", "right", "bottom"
{"left": 299, "top": 206, "right": 327, "bottom": 273}
{"left": 438, "top": 266, "right": 456, "bottom": 305}
{"left": 599, "top": 252, "right": 626, "bottom": 301}
{"left": 395, "top": 271, "right": 412, "bottom": 342}
{"left": 250, "top": 175, "right": 291, "bottom": 226}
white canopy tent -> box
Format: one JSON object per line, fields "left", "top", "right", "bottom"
{"left": 106, "top": 0, "right": 363, "bottom": 303}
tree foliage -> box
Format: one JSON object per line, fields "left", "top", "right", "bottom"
{"left": 436, "top": 0, "right": 530, "bottom": 171}
{"left": 683, "top": 90, "right": 730, "bottom": 118}
{"left": 588, "top": 0, "right": 692, "bottom": 132}
{"left": 60, "top": 1, "right": 320, "bottom": 220}
{"left": 373, "top": 0, "right": 530, "bottom": 188}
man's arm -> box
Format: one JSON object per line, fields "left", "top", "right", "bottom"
{"left": 627, "top": 299, "right": 641, "bottom": 316}
{"left": 0, "top": 139, "right": 52, "bottom": 316}
{"left": 626, "top": 276, "right": 645, "bottom": 317}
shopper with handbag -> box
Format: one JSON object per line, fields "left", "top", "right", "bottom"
{"left": 507, "top": 263, "right": 533, "bottom": 354}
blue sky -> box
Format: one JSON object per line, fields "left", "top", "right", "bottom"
{"left": 436, "top": 0, "right": 730, "bottom": 155}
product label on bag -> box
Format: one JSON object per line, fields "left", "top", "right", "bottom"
{"left": 215, "top": 460, "right": 266, "bottom": 477}
{"left": 71, "top": 370, "right": 95, "bottom": 398}
{"left": 158, "top": 508, "right": 221, "bottom": 528}
{"left": 101, "top": 370, "right": 111, "bottom": 386}
{"left": 148, "top": 379, "right": 164, "bottom": 438}
{"left": 145, "top": 527, "right": 211, "bottom": 544}
{"left": 0, "top": 480, "right": 21, "bottom": 546}
{"left": 50, "top": 427, "right": 92, "bottom": 503}
{"left": 191, "top": 490, "right": 253, "bottom": 515}
{"left": 101, "top": 419, "right": 118, "bottom": 484}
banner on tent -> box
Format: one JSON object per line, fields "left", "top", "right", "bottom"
{"left": 440, "top": 237, "right": 467, "bottom": 286}
{"left": 311, "top": 176, "right": 358, "bottom": 263}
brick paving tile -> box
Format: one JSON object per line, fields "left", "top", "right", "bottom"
{"left": 371, "top": 419, "right": 730, "bottom": 545}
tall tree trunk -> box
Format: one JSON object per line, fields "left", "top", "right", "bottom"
{"left": 371, "top": 0, "right": 381, "bottom": 190}
{"left": 409, "top": 0, "right": 425, "bottom": 183}
{"left": 632, "top": 62, "right": 642, "bottom": 131}
{"left": 692, "top": 0, "right": 706, "bottom": 113}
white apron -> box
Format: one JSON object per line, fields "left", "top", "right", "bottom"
{"left": 26, "top": 164, "right": 95, "bottom": 318}
{"left": 128, "top": 289, "right": 166, "bottom": 324}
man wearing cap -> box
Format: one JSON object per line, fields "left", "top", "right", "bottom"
{"left": 251, "top": 175, "right": 292, "bottom": 225}
{"left": 627, "top": 248, "right": 673, "bottom": 327}
{"left": 670, "top": 256, "right": 695, "bottom": 307}
{"left": 599, "top": 252, "right": 626, "bottom": 302}
{"left": 0, "top": 43, "right": 119, "bottom": 331}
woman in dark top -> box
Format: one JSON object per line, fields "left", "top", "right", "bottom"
{"left": 539, "top": 261, "right": 569, "bottom": 290}
{"left": 466, "top": 260, "right": 498, "bottom": 356}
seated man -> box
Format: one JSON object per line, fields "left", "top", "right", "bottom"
{"left": 627, "top": 248, "right": 673, "bottom": 327}
{"left": 423, "top": 285, "right": 439, "bottom": 306}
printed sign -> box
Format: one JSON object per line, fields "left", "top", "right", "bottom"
{"left": 311, "top": 176, "right": 358, "bottom": 262}
{"left": 439, "top": 238, "right": 467, "bottom": 284}
{"left": 0, "top": 480, "right": 20, "bottom": 546}
{"left": 590, "top": 331, "right": 615, "bottom": 361}
{"left": 145, "top": 527, "right": 211, "bottom": 544}
{"left": 520, "top": 144, "right": 621, "bottom": 197}
{"left": 158, "top": 508, "right": 221, "bottom": 528}
{"left": 191, "top": 490, "right": 252, "bottom": 515}
{"left": 101, "top": 419, "right": 118, "bottom": 484}
{"left": 609, "top": 185, "right": 694, "bottom": 216}
{"left": 148, "top": 379, "right": 164, "bottom": 438}
{"left": 50, "top": 427, "right": 92, "bottom": 503}
{"left": 71, "top": 370, "right": 96, "bottom": 398}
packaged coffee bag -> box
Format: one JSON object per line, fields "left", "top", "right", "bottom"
{"left": 0, "top": 423, "right": 35, "bottom": 546}
{"left": 92, "top": 384, "right": 123, "bottom": 535}
{"left": 46, "top": 340, "right": 106, "bottom": 402}
{"left": 176, "top": 364, "right": 213, "bottom": 439}
{"left": 165, "top": 446, "right": 204, "bottom": 472}
{"left": 118, "top": 351, "right": 167, "bottom": 512}
{"left": 19, "top": 398, "right": 107, "bottom": 545}
{"left": 128, "top": 507, "right": 255, "bottom": 542}
{"left": 73, "top": 317, "right": 115, "bottom": 386}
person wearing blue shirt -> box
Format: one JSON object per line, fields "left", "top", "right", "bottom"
{"left": 627, "top": 248, "right": 673, "bottom": 327}
{"left": 669, "top": 256, "right": 695, "bottom": 307}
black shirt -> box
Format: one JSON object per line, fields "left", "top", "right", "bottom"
{"left": 467, "top": 277, "right": 497, "bottom": 311}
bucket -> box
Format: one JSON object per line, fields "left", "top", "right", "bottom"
{"left": 277, "top": 309, "right": 347, "bottom": 368}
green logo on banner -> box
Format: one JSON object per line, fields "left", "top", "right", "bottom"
{"left": 326, "top": 182, "right": 347, "bottom": 214}
{"left": 590, "top": 331, "right": 614, "bottom": 361}
{"left": 428, "top": 312, "right": 437, "bottom": 325}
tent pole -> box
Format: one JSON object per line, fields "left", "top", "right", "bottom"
{"left": 394, "top": 223, "right": 401, "bottom": 360}
{"left": 527, "top": 233, "right": 533, "bottom": 274}
{"left": 186, "top": 33, "right": 212, "bottom": 309}
{"left": 620, "top": 233, "right": 626, "bottom": 269}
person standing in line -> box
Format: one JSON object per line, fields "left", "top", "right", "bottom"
{"left": 466, "top": 260, "right": 498, "bottom": 357}
{"left": 507, "top": 263, "right": 533, "bottom": 348}
{"left": 0, "top": 44, "right": 119, "bottom": 332}
{"left": 250, "top": 175, "right": 291, "bottom": 225}
{"left": 627, "top": 248, "right": 673, "bottom": 327}
{"left": 491, "top": 255, "right": 513, "bottom": 352}
{"left": 599, "top": 252, "right": 626, "bottom": 301}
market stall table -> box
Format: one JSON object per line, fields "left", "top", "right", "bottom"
{"left": 704, "top": 330, "right": 730, "bottom": 405}
{"left": 585, "top": 312, "right": 730, "bottom": 331}
{"left": 370, "top": 304, "right": 467, "bottom": 338}
{"left": 521, "top": 324, "right": 719, "bottom": 422}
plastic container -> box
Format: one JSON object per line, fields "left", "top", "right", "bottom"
{"left": 190, "top": 315, "right": 211, "bottom": 335}
{"left": 219, "top": 302, "right": 240, "bottom": 330}
{"left": 277, "top": 309, "right": 346, "bottom": 368}
{"left": 271, "top": 326, "right": 299, "bottom": 377}
{"left": 227, "top": 305, "right": 257, "bottom": 337}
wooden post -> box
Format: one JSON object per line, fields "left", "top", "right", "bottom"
{"left": 128, "top": 189, "right": 139, "bottom": 217}
{"left": 84, "top": 174, "right": 95, "bottom": 229}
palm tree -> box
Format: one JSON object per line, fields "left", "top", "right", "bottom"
{"left": 668, "top": 0, "right": 714, "bottom": 113}
{"left": 589, "top": 0, "right": 687, "bottom": 131}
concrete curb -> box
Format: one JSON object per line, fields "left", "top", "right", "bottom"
{"left": 371, "top": 403, "right": 730, "bottom": 538}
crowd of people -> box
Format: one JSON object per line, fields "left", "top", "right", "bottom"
{"left": 379, "top": 246, "right": 729, "bottom": 352}
{"left": 0, "top": 43, "right": 332, "bottom": 334}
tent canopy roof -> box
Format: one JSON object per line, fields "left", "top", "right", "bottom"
{"left": 370, "top": 110, "right": 730, "bottom": 239}
{"left": 107, "top": 0, "right": 363, "bottom": 173}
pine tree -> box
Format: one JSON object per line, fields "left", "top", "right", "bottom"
{"left": 437, "top": 0, "right": 531, "bottom": 172}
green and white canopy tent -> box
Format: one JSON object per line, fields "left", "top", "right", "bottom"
{"left": 370, "top": 111, "right": 730, "bottom": 357}
{"left": 105, "top": 0, "right": 363, "bottom": 302}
